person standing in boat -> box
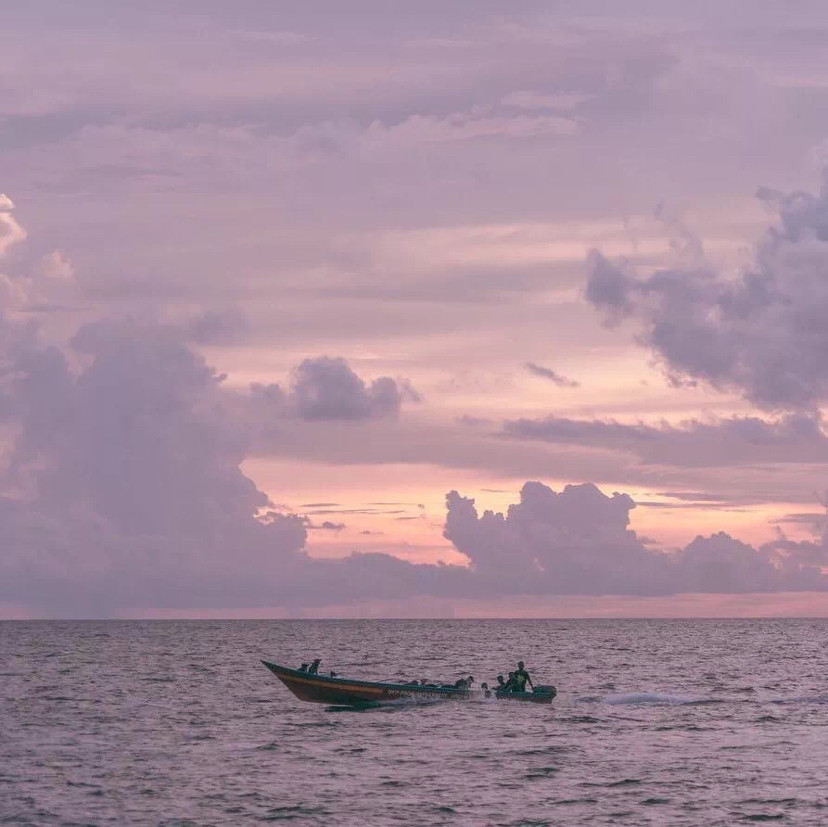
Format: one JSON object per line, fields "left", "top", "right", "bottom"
{"left": 513, "top": 661, "right": 533, "bottom": 692}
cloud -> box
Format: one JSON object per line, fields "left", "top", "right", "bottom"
{"left": 524, "top": 361, "right": 580, "bottom": 387}
{"left": 3, "top": 312, "right": 821, "bottom": 612}
{"left": 444, "top": 481, "right": 826, "bottom": 596}
{"left": 233, "top": 356, "right": 421, "bottom": 453}
{"left": 312, "top": 520, "right": 346, "bottom": 532}
{"left": 0, "top": 206, "right": 438, "bottom": 614}
{"left": 0, "top": 317, "right": 315, "bottom": 615}
{"left": 0, "top": 194, "right": 27, "bottom": 258}
{"left": 364, "top": 110, "right": 581, "bottom": 145}
{"left": 35, "top": 249, "right": 75, "bottom": 282}
{"left": 586, "top": 178, "right": 828, "bottom": 409}
{"left": 290, "top": 356, "right": 418, "bottom": 421}
{"left": 502, "top": 411, "right": 828, "bottom": 467}
{"left": 244, "top": 357, "right": 418, "bottom": 438}
{"left": 1, "top": 314, "right": 824, "bottom": 612}
{"left": 186, "top": 306, "right": 249, "bottom": 344}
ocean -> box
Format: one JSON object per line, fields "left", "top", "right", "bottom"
{"left": 2, "top": 619, "right": 827, "bottom": 825}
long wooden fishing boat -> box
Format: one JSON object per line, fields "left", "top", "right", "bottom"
{"left": 261, "top": 660, "right": 557, "bottom": 706}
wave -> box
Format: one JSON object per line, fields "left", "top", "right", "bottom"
{"left": 768, "top": 694, "right": 828, "bottom": 705}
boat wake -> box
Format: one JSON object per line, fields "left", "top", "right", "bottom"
{"left": 598, "top": 691, "right": 828, "bottom": 707}
{"left": 601, "top": 692, "right": 717, "bottom": 706}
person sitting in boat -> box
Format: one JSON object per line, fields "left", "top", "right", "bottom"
{"left": 453, "top": 675, "right": 475, "bottom": 689}
{"left": 299, "top": 662, "right": 309, "bottom": 672}
{"left": 513, "top": 661, "right": 533, "bottom": 692}
{"left": 308, "top": 658, "right": 321, "bottom": 675}
{"left": 496, "top": 674, "right": 507, "bottom": 690}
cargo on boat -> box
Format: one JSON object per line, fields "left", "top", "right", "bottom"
{"left": 261, "top": 660, "right": 557, "bottom": 706}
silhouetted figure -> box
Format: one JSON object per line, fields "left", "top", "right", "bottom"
{"left": 496, "top": 674, "right": 506, "bottom": 690}
{"left": 308, "top": 658, "right": 321, "bottom": 675}
{"left": 503, "top": 671, "right": 517, "bottom": 691}
{"left": 299, "top": 663, "right": 309, "bottom": 672}
{"left": 329, "top": 671, "right": 337, "bottom": 677}
{"left": 453, "top": 675, "right": 475, "bottom": 689}
{"left": 513, "top": 661, "right": 533, "bottom": 692}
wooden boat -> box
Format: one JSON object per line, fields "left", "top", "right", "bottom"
{"left": 261, "top": 660, "right": 557, "bottom": 707}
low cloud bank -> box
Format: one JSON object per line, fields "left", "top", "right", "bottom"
{"left": 502, "top": 412, "right": 828, "bottom": 467}
{"left": 445, "top": 482, "right": 826, "bottom": 597}
{"left": 2, "top": 308, "right": 823, "bottom": 614}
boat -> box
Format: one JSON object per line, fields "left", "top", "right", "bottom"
{"left": 260, "top": 660, "right": 557, "bottom": 707}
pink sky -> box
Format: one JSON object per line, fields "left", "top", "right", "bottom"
{"left": 0, "top": 1, "right": 826, "bottom": 617}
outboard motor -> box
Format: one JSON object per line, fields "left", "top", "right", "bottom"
{"left": 534, "top": 684, "right": 557, "bottom": 698}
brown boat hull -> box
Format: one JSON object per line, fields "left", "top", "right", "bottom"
{"left": 261, "top": 661, "right": 556, "bottom": 706}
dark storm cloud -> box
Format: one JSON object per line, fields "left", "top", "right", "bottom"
{"left": 586, "top": 180, "right": 828, "bottom": 409}
{"left": 524, "top": 362, "right": 580, "bottom": 387}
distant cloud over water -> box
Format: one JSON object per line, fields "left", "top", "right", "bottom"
{"left": 586, "top": 181, "right": 828, "bottom": 410}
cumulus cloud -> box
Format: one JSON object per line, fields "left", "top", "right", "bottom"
{"left": 35, "top": 250, "right": 75, "bottom": 282}
{"left": 0, "top": 207, "right": 427, "bottom": 614}
{"left": 1, "top": 318, "right": 824, "bottom": 614}
{"left": 444, "top": 481, "right": 826, "bottom": 596}
{"left": 586, "top": 178, "right": 828, "bottom": 409}
{"left": 4, "top": 312, "right": 820, "bottom": 613}
{"left": 291, "top": 356, "right": 415, "bottom": 420}
{"left": 0, "top": 317, "right": 315, "bottom": 614}
{"left": 247, "top": 356, "right": 419, "bottom": 427}
{"left": 0, "top": 194, "right": 27, "bottom": 258}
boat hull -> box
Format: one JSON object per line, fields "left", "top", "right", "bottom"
{"left": 261, "top": 661, "right": 556, "bottom": 706}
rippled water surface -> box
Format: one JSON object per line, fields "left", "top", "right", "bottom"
{"left": 2, "top": 619, "right": 827, "bottom": 825}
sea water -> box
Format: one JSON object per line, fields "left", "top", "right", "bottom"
{"left": 2, "top": 619, "right": 826, "bottom": 825}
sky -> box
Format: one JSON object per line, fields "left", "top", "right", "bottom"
{"left": 1, "top": 0, "right": 827, "bottom": 618}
